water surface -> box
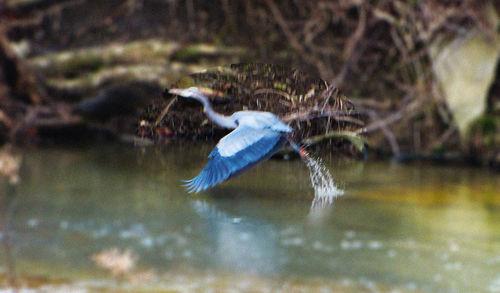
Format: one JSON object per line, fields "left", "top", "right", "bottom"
{"left": 1, "top": 143, "right": 499, "bottom": 292}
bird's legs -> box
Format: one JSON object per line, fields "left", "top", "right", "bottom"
{"left": 287, "top": 137, "right": 309, "bottom": 159}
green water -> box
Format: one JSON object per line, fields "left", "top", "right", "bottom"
{"left": 1, "top": 144, "right": 500, "bottom": 292}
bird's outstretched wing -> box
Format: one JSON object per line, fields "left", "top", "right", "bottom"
{"left": 184, "top": 126, "right": 286, "bottom": 193}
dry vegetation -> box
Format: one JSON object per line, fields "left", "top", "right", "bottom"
{"left": 139, "top": 64, "right": 360, "bottom": 152}
{"left": 0, "top": 0, "right": 499, "bottom": 162}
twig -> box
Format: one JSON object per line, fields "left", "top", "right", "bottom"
{"left": 333, "top": 4, "right": 367, "bottom": 86}
{"left": 154, "top": 97, "right": 177, "bottom": 126}
{"left": 427, "top": 125, "right": 458, "bottom": 152}
{"left": 320, "top": 85, "right": 340, "bottom": 113}
{"left": 264, "top": 0, "right": 334, "bottom": 79}
{"left": 253, "top": 88, "right": 291, "bottom": 101}
{"left": 354, "top": 98, "right": 427, "bottom": 156}
{"left": 282, "top": 108, "right": 363, "bottom": 126}
{"left": 355, "top": 98, "right": 423, "bottom": 135}
{"left": 365, "top": 109, "right": 400, "bottom": 156}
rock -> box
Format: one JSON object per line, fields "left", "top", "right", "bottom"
{"left": 430, "top": 7, "right": 500, "bottom": 140}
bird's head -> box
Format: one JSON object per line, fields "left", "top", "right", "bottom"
{"left": 168, "top": 87, "right": 202, "bottom": 99}
{"left": 168, "top": 87, "right": 215, "bottom": 111}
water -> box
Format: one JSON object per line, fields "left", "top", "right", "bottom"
{"left": 1, "top": 143, "right": 499, "bottom": 292}
{"left": 304, "top": 155, "right": 344, "bottom": 211}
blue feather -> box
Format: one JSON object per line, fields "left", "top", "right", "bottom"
{"left": 185, "top": 129, "right": 286, "bottom": 193}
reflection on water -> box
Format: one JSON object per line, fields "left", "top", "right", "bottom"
{"left": 192, "top": 200, "right": 279, "bottom": 275}
{"left": 0, "top": 143, "right": 499, "bottom": 292}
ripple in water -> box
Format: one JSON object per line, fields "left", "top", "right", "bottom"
{"left": 304, "top": 156, "right": 344, "bottom": 210}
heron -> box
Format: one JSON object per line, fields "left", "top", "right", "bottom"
{"left": 169, "top": 87, "right": 307, "bottom": 193}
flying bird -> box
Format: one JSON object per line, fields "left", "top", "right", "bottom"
{"left": 169, "top": 87, "right": 306, "bottom": 193}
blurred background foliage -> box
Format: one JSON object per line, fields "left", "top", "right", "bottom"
{"left": 0, "top": 0, "right": 499, "bottom": 165}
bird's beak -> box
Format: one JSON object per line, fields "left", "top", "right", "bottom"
{"left": 168, "top": 88, "right": 184, "bottom": 95}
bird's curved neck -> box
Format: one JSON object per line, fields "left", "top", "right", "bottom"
{"left": 192, "top": 94, "right": 237, "bottom": 129}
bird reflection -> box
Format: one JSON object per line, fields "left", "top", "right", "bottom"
{"left": 191, "top": 199, "right": 279, "bottom": 274}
